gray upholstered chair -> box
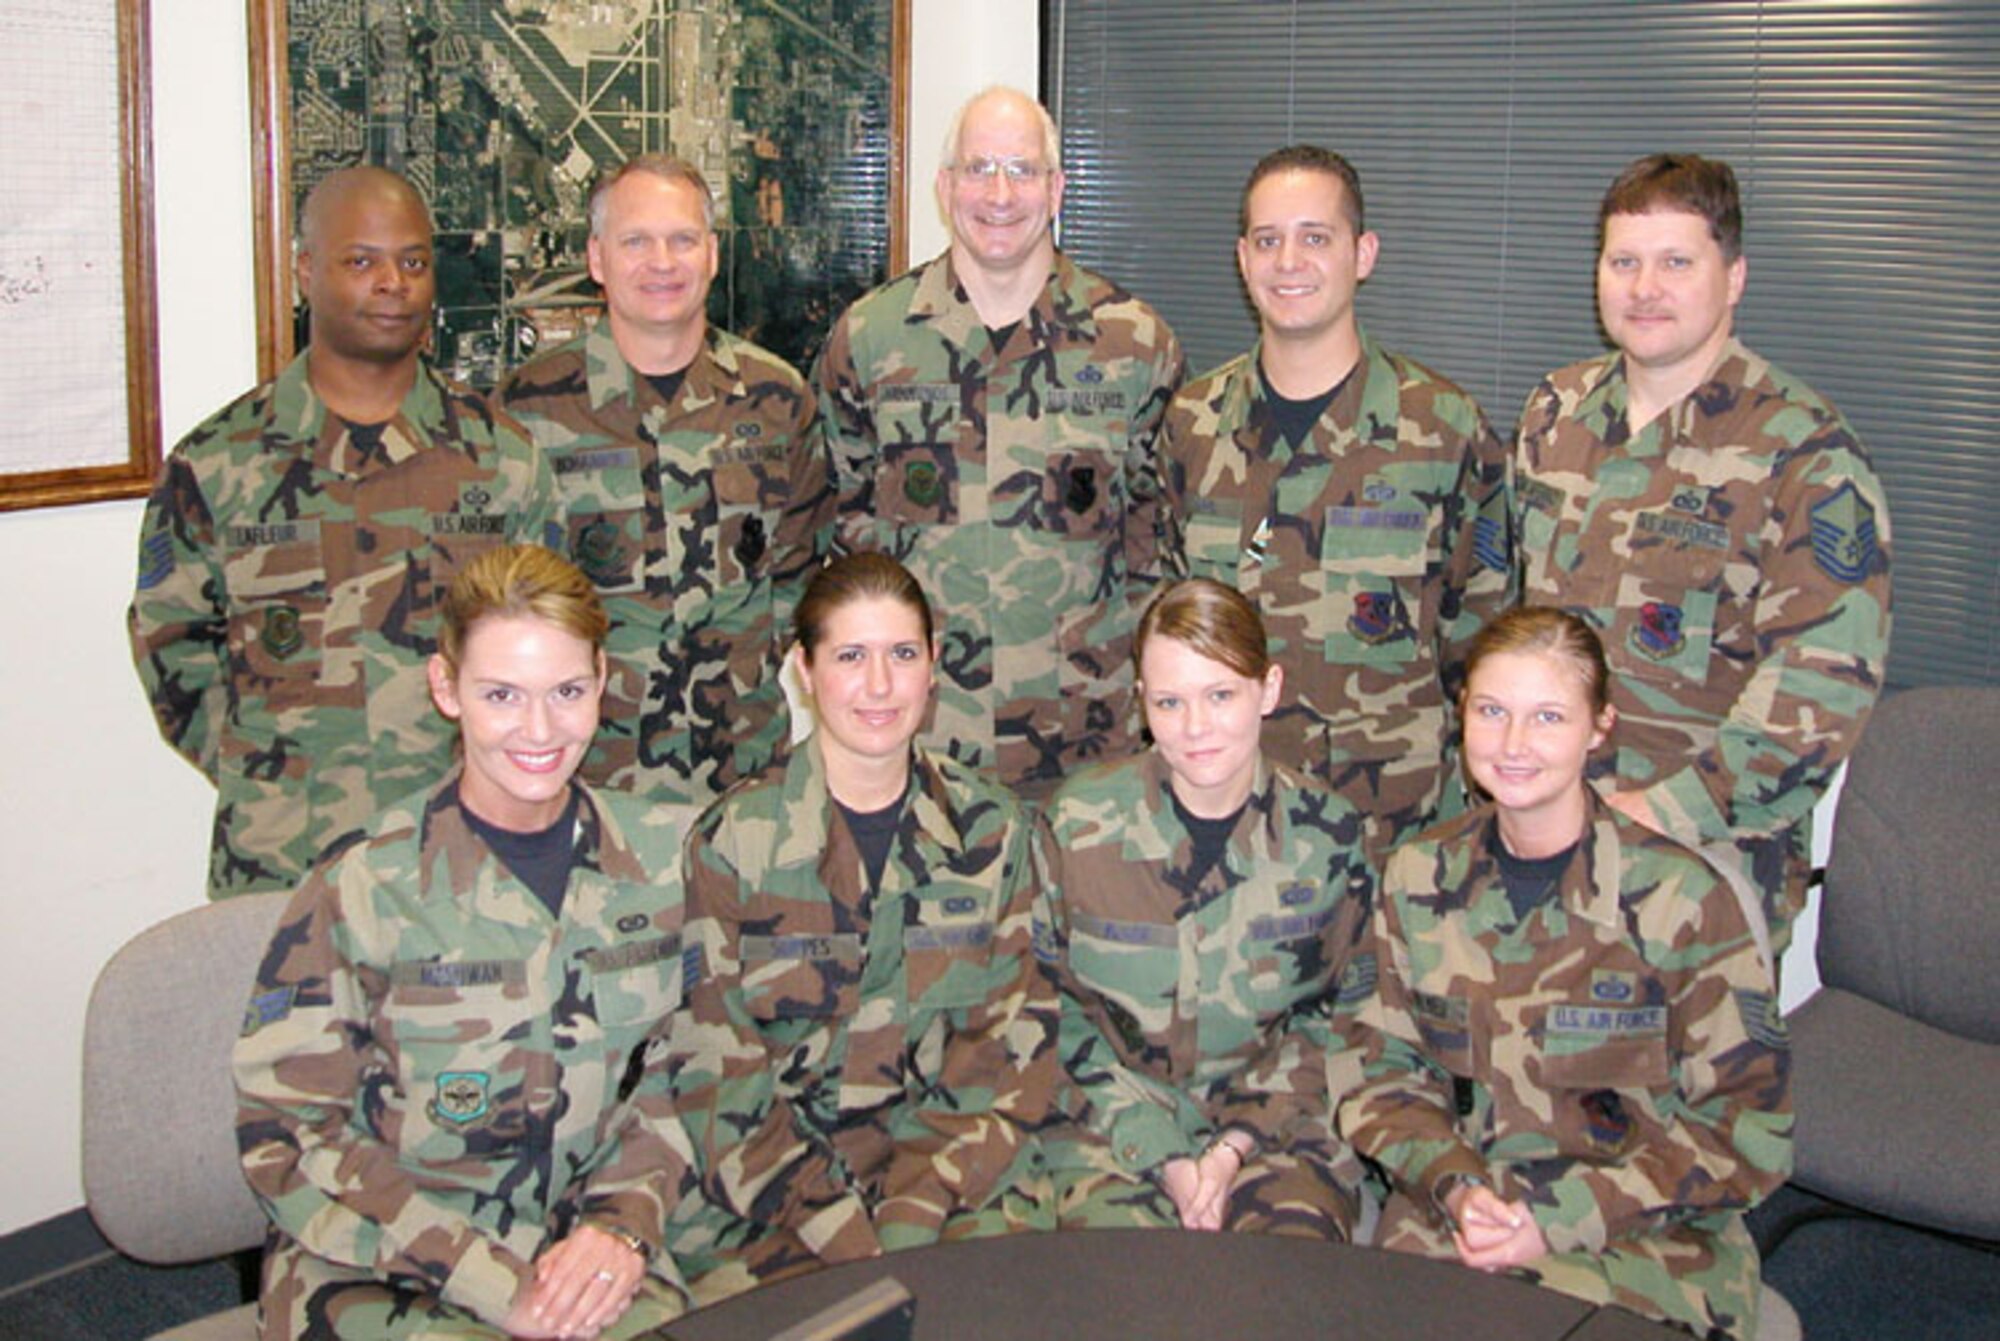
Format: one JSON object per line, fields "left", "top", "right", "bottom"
{"left": 1781, "top": 685, "right": 2000, "bottom": 1243}
{"left": 82, "top": 892, "right": 286, "bottom": 1341}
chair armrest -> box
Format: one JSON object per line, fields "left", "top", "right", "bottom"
{"left": 1789, "top": 986, "right": 2000, "bottom": 1241}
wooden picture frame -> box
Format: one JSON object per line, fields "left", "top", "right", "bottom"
{"left": 0, "top": 0, "right": 162, "bottom": 512}
{"left": 249, "top": 0, "right": 910, "bottom": 386}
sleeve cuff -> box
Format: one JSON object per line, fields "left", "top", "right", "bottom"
{"left": 436, "top": 1234, "right": 534, "bottom": 1325}
{"left": 796, "top": 1193, "right": 882, "bottom": 1264}
{"left": 1108, "top": 1103, "right": 1200, "bottom": 1177}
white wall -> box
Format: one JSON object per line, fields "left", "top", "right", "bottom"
{"left": 0, "top": 0, "right": 1036, "bottom": 1240}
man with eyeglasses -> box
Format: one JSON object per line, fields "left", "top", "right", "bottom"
{"left": 499, "top": 156, "right": 829, "bottom": 806}
{"left": 1161, "top": 145, "right": 1513, "bottom": 866}
{"left": 814, "top": 85, "right": 1186, "bottom": 799}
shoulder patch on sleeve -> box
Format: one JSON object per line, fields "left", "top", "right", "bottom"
{"left": 1734, "top": 988, "right": 1789, "bottom": 1051}
{"left": 1336, "top": 951, "right": 1378, "bottom": 1008}
{"left": 1809, "top": 481, "right": 1880, "bottom": 583}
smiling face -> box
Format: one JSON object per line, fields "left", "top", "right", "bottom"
{"left": 297, "top": 175, "right": 435, "bottom": 368}
{"left": 1237, "top": 167, "right": 1378, "bottom": 348}
{"left": 1140, "top": 635, "right": 1281, "bottom": 819}
{"left": 587, "top": 169, "right": 718, "bottom": 356}
{"left": 428, "top": 614, "right": 606, "bottom": 832}
{"left": 1597, "top": 208, "right": 1746, "bottom": 387}
{"left": 1462, "top": 648, "right": 1613, "bottom": 852}
{"left": 938, "top": 91, "right": 1063, "bottom": 282}
{"left": 795, "top": 594, "right": 936, "bottom": 782}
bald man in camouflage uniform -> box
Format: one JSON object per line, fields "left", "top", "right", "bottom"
{"left": 129, "top": 167, "right": 554, "bottom": 899}
{"left": 665, "top": 742, "right": 1055, "bottom": 1295}
{"left": 233, "top": 777, "right": 698, "bottom": 1339}
{"left": 1163, "top": 147, "right": 1511, "bottom": 863}
{"left": 500, "top": 157, "right": 828, "bottom": 804}
{"left": 1031, "top": 752, "right": 1374, "bottom": 1239}
{"left": 1517, "top": 154, "right": 1891, "bottom": 960}
{"left": 1333, "top": 794, "right": 1791, "bottom": 1340}
{"left": 815, "top": 87, "right": 1185, "bottom": 797}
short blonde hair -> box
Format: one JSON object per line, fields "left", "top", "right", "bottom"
{"left": 437, "top": 545, "right": 608, "bottom": 673}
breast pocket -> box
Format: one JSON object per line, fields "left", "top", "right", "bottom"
{"left": 741, "top": 932, "right": 864, "bottom": 1040}
{"left": 1317, "top": 505, "right": 1433, "bottom": 669}
{"left": 1608, "top": 534, "right": 1730, "bottom": 688}
{"left": 1537, "top": 1001, "right": 1671, "bottom": 1090}
{"left": 1068, "top": 913, "right": 1179, "bottom": 1056}
{"left": 224, "top": 536, "right": 328, "bottom": 709}
{"left": 876, "top": 397, "right": 961, "bottom": 526}
{"left": 1411, "top": 990, "right": 1476, "bottom": 1078}
{"left": 904, "top": 906, "right": 998, "bottom": 1012}
{"left": 567, "top": 509, "right": 648, "bottom": 594}
{"left": 1243, "top": 883, "right": 1338, "bottom": 1009}
{"left": 711, "top": 458, "right": 782, "bottom": 592}
{"left": 384, "top": 969, "right": 542, "bottom": 1169}
{"left": 1042, "top": 448, "right": 1120, "bottom": 541}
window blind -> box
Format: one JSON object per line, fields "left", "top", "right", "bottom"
{"left": 1048, "top": 0, "right": 1999, "bottom": 687}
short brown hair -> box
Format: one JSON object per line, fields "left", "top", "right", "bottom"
{"left": 1462, "top": 607, "right": 1611, "bottom": 715}
{"left": 589, "top": 154, "right": 715, "bottom": 234}
{"left": 1134, "top": 579, "right": 1272, "bottom": 682}
{"left": 1241, "top": 144, "right": 1364, "bottom": 237}
{"left": 437, "top": 545, "right": 608, "bottom": 673}
{"left": 794, "top": 553, "right": 935, "bottom": 661}
{"left": 1599, "top": 153, "right": 1742, "bottom": 262}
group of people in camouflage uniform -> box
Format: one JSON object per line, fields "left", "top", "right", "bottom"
{"left": 127, "top": 79, "right": 1892, "bottom": 1340}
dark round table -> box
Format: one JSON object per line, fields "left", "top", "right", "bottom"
{"left": 655, "top": 1229, "right": 1685, "bottom": 1339}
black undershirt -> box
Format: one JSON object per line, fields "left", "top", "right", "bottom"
{"left": 1171, "top": 789, "right": 1245, "bottom": 892}
{"left": 1259, "top": 362, "right": 1355, "bottom": 448}
{"left": 836, "top": 781, "right": 910, "bottom": 896}
{"left": 1489, "top": 825, "right": 1579, "bottom": 923}
{"left": 340, "top": 418, "right": 393, "bottom": 468}
{"left": 462, "top": 787, "right": 582, "bottom": 918}
{"left": 986, "top": 322, "right": 1020, "bottom": 354}
{"left": 643, "top": 368, "right": 689, "bottom": 404}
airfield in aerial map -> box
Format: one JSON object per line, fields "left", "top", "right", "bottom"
{"left": 286, "top": 0, "right": 895, "bottom": 382}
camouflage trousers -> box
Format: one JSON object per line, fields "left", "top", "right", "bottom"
{"left": 1053, "top": 1149, "right": 1357, "bottom": 1241}
{"left": 1374, "top": 1191, "right": 1762, "bottom": 1340}
{"left": 683, "top": 1176, "right": 1053, "bottom": 1307}
{"left": 257, "top": 1240, "right": 686, "bottom": 1340}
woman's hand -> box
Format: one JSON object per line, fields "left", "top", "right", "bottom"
{"left": 1158, "top": 1148, "right": 1242, "bottom": 1232}
{"left": 1157, "top": 1157, "right": 1208, "bottom": 1228}
{"left": 1181, "top": 1142, "right": 1245, "bottom": 1231}
{"left": 1447, "top": 1184, "right": 1549, "bottom": 1272}
{"left": 508, "top": 1224, "right": 646, "bottom": 1339}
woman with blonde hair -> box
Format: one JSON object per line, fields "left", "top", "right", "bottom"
{"left": 235, "top": 544, "right": 697, "bottom": 1339}
{"left": 1336, "top": 606, "right": 1790, "bottom": 1339}
{"left": 1034, "top": 577, "right": 1374, "bottom": 1239}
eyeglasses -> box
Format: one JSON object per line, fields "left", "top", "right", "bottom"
{"left": 951, "top": 156, "right": 1053, "bottom": 184}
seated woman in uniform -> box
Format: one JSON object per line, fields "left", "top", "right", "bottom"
{"left": 1032, "top": 577, "right": 1375, "bottom": 1239}
{"left": 233, "top": 545, "right": 696, "bottom": 1340}
{"left": 1334, "top": 607, "right": 1790, "bottom": 1340}
{"left": 666, "top": 551, "right": 1054, "bottom": 1295}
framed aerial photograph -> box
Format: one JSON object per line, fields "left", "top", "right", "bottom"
{"left": 250, "top": 0, "right": 908, "bottom": 388}
{"left": 0, "top": 0, "right": 161, "bottom": 512}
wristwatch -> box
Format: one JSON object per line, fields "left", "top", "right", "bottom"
{"left": 1204, "top": 1129, "right": 1257, "bottom": 1166}
{"left": 599, "top": 1223, "right": 651, "bottom": 1263}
